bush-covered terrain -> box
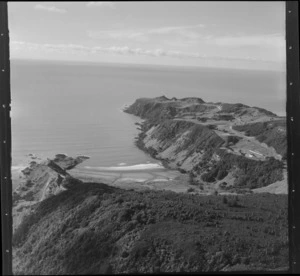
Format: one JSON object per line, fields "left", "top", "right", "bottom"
{"left": 233, "top": 120, "right": 286, "bottom": 158}
{"left": 125, "top": 97, "right": 287, "bottom": 192}
{"left": 143, "top": 120, "right": 224, "bottom": 154}
{"left": 198, "top": 151, "right": 284, "bottom": 188}
{"left": 13, "top": 96, "right": 288, "bottom": 275}
{"left": 219, "top": 103, "right": 276, "bottom": 117}
{"left": 13, "top": 182, "right": 288, "bottom": 274}
{"left": 213, "top": 114, "right": 235, "bottom": 121}
{"left": 218, "top": 103, "right": 248, "bottom": 114}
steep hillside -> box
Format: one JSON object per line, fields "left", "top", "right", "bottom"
{"left": 233, "top": 120, "right": 287, "bottom": 158}
{"left": 136, "top": 119, "right": 224, "bottom": 170}
{"left": 12, "top": 155, "right": 88, "bottom": 231}
{"left": 13, "top": 181, "right": 288, "bottom": 274}
{"left": 12, "top": 95, "right": 288, "bottom": 274}
{"left": 124, "top": 97, "right": 287, "bottom": 193}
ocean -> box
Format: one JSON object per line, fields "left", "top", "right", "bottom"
{"left": 10, "top": 59, "right": 286, "bottom": 179}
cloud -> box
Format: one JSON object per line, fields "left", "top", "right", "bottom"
{"left": 87, "top": 30, "right": 147, "bottom": 42}
{"left": 207, "top": 34, "right": 285, "bottom": 48}
{"left": 147, "top": 24, "right": 205, "bottom": 40}
{"left": 87, "top": 24, "right": 205, "bottom": 43}
{"left": 86, "top": 2, "right": 116, "bottom": 8}
{"left": 34, "top": 4, "right": 67, "bottom": 13}
{"left": 10, "top": 40, "right": 283, "bottom": 63}
{"left": 87, "top": 24, "right": 285, "bottom": 54}
{"left": 148, "top": 24, "right": 205, "bottom": 35}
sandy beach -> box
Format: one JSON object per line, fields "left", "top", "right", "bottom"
{"left": 68, "top": 164, "right": 195, "bottom": 193}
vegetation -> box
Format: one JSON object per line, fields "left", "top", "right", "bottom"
{"left": 207, "top": 124, "right": 217, "bottom": 130}
{"left": 180, "top": 104, "right": 214, "bottom": 113}
{"left": 13, "top": 183, "right": 288, "bottom": 274}
{"left": 138, "top": 120, "right": 224, "bottom": 156}
{"left": 218, "top": 103, "right": 248, "bottom": 114}
{"left": 233, "top": 120, "right": 287, "bottom": 157}
{"left": 12, "top": 97, "right": 289, "bottom": 274}
{"left": 224, "top": 136, "right": 241, "bottom": 147}
{"left": 197, "top": 117, "right": 209, "bottom": 122}
{"left": 124, "top": 99, "right": 178, "bottom": 123}
{"left": 200, "top": 152, "right": 284, "bottom": 189}
{"left": 219, "top": 104, "right": 276, "bottom": 117}
{"left": 126, "top": 98, "right": 286, "bottom": 193}
{"left": 213, "top": 114, "right": 235, "bottom": 121}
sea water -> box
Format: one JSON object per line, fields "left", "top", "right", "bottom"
{"left": 11, "top": 59, "right": 286, "bottom": 179}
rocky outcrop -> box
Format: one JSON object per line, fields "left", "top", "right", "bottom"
{"left": 12, "top": 155, "right": 88, "bottom": 231}
{"left": 14, "top": 155, "right": 87, "bottom": 205}
{"left": 52, "top": 154, "right": 90, "bottom": 170}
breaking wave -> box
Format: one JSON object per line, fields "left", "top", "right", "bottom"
{"left": 84, "top": 163, "right": 165, "bottom": 171}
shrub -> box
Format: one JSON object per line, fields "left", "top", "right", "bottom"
{"left": 12, "top": 182, "right": 288, "bottom": 274}
{"left": 233, "top": 120, "right": 286, "bottom": 156}
{"left": 201, "top": 151, "right": 284, "bottom": 189}
{"left": 227, "top": 196, "right": 241, "bottom": 207}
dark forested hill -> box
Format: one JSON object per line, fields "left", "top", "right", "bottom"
{"left": 13, "top": 182, "right": 288, "bottom": 274}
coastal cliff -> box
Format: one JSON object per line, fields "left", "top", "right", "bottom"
{"left": 12, "top": 154, "right": 88, "bottom": 231}
{"left": 12, "top": 97, "right": 288, "bottom": 274}
{"left": 124, "top": 96, "right": 287, "bottom": 193}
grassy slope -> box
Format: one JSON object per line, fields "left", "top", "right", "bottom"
{"left": 136, "top": 119, "right": 284, "bottom": 190}
{"left": 13, "top": 182, "right": 288, "bottom": 274}
{"left": 233, "top": 120, "right": 287, "bottom": 157}
{"left": 198, "top": 150, "right": 284, "bottom": 189}
{"left": 125, "top": 98, "right": 286, "bottom": 192}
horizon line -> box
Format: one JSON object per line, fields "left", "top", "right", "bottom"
{"left": 10, "top": 57, "right": 286, "bottom": 73}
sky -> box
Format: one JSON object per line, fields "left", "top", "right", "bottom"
{"left": 8, "top": 1, "right": 286, "bottom": 70}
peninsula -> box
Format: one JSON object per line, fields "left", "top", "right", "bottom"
{"left": 12, "top": 97, "right": 288, "bottom": 274}
{"left": 124, "top": 96, "right": 287, "bottom": 194}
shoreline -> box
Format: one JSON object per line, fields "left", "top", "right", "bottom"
{"left": 12, "top": 97, "right": 287, "bottom": 196}
{"left": 13, "top": 151, "right": 192, "bottom": 194}
{"left": 122, "top": 97, "right": 288, "bottom": 195}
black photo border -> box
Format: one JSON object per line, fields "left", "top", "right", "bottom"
{"left": 1, "top": 1, "right": 300, "bottom": 275}
{"left": 286, "top": 0, "right": 300, "bottom": 273}
{"left": 1, "top": 1, "right": 12, "bottom": 275}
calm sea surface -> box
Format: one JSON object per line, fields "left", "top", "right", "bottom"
{"left": 11, "top": 59, "right": 286, "bottom": 171}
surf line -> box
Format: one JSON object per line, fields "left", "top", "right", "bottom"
{"left": 84, "top": 163, "right": 165, "bottom": 172}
